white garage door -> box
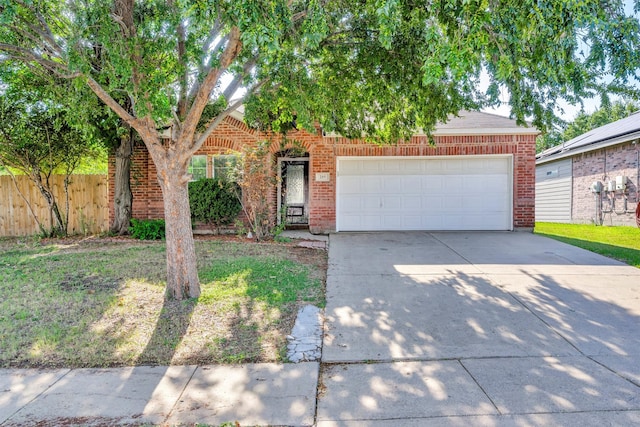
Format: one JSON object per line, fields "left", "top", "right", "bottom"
{"left": 337, "top": 156, "right": 512, "bottom": 231}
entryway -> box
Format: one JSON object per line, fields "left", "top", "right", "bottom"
{"left": 277, "top": 155, "right": 309, "bottom": 227}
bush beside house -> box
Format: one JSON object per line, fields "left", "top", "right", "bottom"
{"left": 188, "top": 178, "right": 242, "bottom": 234}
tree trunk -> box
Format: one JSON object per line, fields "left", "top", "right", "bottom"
{"left": 157, "top": 166, "right": 201, "bottom": 300}
{"left": 33, "top": 173, "right": 66, "bottom": 236}
{"left": 110, "top": 133, "right": 133, "bottom": 235}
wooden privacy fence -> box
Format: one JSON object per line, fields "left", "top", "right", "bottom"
{"left": 0, "top": 174, "right": 108, "bottom": 237}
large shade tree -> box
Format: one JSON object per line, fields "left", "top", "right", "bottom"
{"left": 1, "top": 0, "right": 638, "bottom": 299}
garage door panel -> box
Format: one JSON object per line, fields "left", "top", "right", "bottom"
{"left": 443, "top": 176, "right": 464, "bottom": 191}
{"left": 339, "top": 215, "right": 360, "bottom": 230}
{"left": 382, "top": 215, "right": 403, "bottom": 229}
{"left": 421, "top": 175, "right": 442, "bottom": 191}
{"left": 403, "top": 196, "right": 422, "bottom": 210}
{"left": 422, "top": 196, "right": 443, "bottom": 210}
{"left": 337, "top": 156, "right": 511, "bottom": 231}
{"left": 382, "top": 195, "right": 402, "bottom": 209}
{"left": 361, "top": 177, "right": 383, "bottom": 193}
{"left": 403, "top": 215, "right": 422, "bottom": 229}
{"left": 340, "top": 176, "right": 362, "bottom": 193}
{"left": 463, "top": 194, "right": 485, "bottom": 209}
{"left": 443, "top": 213, "right": 466, "bottom": 228}
{"left": 482, "top": 174, "right": 509, "bottom": 191}
{"left": 421, "top": 215, "right": 444, "bottom": 228}
{"left": 382, "top": 160, "right": 403, "bottom": 173}
{"left": 444, "top": 160, "right": 464, "bottom": 174}
{"left": 340, "top": 195, "right": 362, "bottom": 210}
{"left": 340, "top": 160, "right": 363, "bottom": 175}
{"left": 400, "top": 176, "right": 421, "bottom": 192}
{"left": 403, "top": 161, "right": 423, "bottom": 173}
{"left": 383, "top": 177, "right": 404, "bottom": 193}
{"left": 461, "top": 216, "right": 490, "bottom": 229}
{"left": 443, "top": 196, "right": 464, "bottom": 210}
{"left": 465, "top": 177, "right": 486, "bottom": 193}
{"left": 360, "top": 215, "right": 383, "bottom": 229}
{"left": 427, "top": 160, "right": 444, "bottom": 174}
{"left": 362, "top": 161, "right": 382, "bottom": 174}
{"left": 362, "top": 196, "right": 381, "bottom": 209}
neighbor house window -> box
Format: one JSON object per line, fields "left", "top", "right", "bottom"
{"left": 188, "top": 155, "right": 207, "bottom": 181}
{"left": 213, "top": 154, "right": 239, "bottom": 181}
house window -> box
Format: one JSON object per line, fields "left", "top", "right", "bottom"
{"left": 188, "top": 155, "right": 207, "bottom": 181}
{"left": 213, "top": 154, "right": 238, "bottom": 181}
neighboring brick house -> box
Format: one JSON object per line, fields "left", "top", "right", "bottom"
{"left": 536, "top": 112, "right": 640, "bottom": 226}
{"left": 109, "top": 110, "right": 538, "bottom": 233}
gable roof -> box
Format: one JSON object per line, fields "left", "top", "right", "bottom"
{"left": 432, "top": 110, "right": 538, "bottom": 136}
{"left": 227, "top": 105, "right": 538, "bottom": 137}
{"left": 536, "top": 111, "right": 640, "bottom": 165}
{"left": 319, "top": 110, "right": 538, "bottom": 138}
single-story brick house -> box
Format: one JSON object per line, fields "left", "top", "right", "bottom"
{"left": 109, "top": 110, "right": 538, "bottom": 233}
{"left": 535, "top": 112, "right": 640, "bottom": 226}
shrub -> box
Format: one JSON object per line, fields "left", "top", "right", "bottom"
{"left": 230, "top": 141, "right": 275, "bottom": 240}
{"left": 130, "top": 218, "right": 166, "bottom": 240}
{"left": 188, "top": 178, "right": 242, "bottom": 233}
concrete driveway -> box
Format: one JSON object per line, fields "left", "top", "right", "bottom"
{"left": 318, "top": 231, "right": 640, "bottom": 426}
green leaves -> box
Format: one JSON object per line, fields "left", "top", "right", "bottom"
{"left": 188, "top": 178, "right": 242, "bottom": 229}
{"left": 376, "top": 0, "right": 401, "bottom": 49}
{"left": 1, "top": 0, "right": 639, "bottom": 144}
{"left": 301, "top": 0, "right": 330, "bottom": 48}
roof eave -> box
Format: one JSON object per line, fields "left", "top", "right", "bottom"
{"left": 536, "top": 131, "right": 640, "bottom": 165}
{"left": 429, "top": 127, "right": 540, "bottom": 136}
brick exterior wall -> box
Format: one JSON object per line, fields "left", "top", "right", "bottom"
{"left": 108, "top": 117, "right": 537, "bottom": 232}
{"left": 571, "top": 141, "right": 640, "bottom": 226}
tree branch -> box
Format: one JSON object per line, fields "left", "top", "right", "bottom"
{"left": 187, "top": 29, "right": 229, "bottom": 102}
{"left": 195, "top": 99, "right": 244, "bottom": 148}
{"left": 222, "top": 55, "right": 258, "bottom": 101}
{"left": 84, "top": 76, "right": 149, "bottom": 135}
{"left": 25, "top": 16, "right": 64, "bottom": 56}
{"left": 195, "top": 77, "right": 268, "bottom": 147}
{"left": 0, "top": 43, "right": 80, "bottom": 78}
{"left": 182, "top": 26, "right": 242, "bottom": 148}
{"left": 197, "top": 16, "right": 223, "bottom": 75}
{"left": 113, "top": 0, "right": 142, "bottom": 106}
{"left": 175, "top": 10, "right": 189, "bottom": 118}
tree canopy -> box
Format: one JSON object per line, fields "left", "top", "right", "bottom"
{"left": 0, "top": 65, "right": 104, "bottom": 235}
{"left": 1, "top": 0, "right": 639, "bottom": 298}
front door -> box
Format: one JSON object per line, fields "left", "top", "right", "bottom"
{"left": 278, "top": 157, "right": 309, "bottom": 226}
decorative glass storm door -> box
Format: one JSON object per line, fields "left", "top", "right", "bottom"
{"left": 279, "top": 159, "right": 309, "bottom": 226}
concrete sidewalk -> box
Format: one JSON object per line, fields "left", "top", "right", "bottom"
{"left": 2, "top": 231, "right": 640, "bottom": 426}
{"left": 1, "top": 364, "right": 319, "bottom": 426}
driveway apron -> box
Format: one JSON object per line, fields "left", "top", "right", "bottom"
{"left": 318, "top": 231, "right": 640, "bottom": 425}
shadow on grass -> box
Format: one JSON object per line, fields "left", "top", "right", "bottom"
{"left": 0, "top": 240, "right": 325, "bottom": 425}
{"left": 135, "top": 295, "right": 197, "bottom": 366}
{"left": 536, "top": 232, "right": 640, "bottom": 267}
{"left": 195, "top": 256, "right": 321, "bottom": 363}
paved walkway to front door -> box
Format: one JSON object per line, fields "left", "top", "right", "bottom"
{"left": 318, "top": 231, "right": 640, "bottom": 426}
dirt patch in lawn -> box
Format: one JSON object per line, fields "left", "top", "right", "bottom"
{"left": 0, "top": 235, "right": 327, "bottom": 368}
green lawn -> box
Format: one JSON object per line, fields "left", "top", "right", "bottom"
{"left": 0, "top": 237, "right": 326, "bottom": 368}
{"left": 534, "top": 222, "right": 640, "bottom": 268}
